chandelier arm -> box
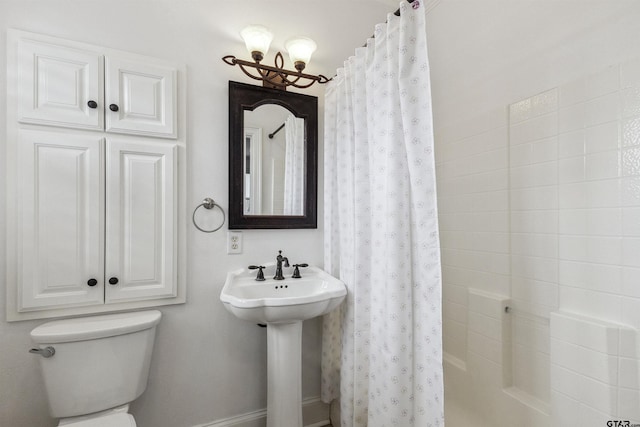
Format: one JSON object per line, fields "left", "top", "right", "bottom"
{"left": 236, "top": 62, "right": 271, "bottom": 82}
{"left": 225, "top": 57, "right": 325, "bottom": 82}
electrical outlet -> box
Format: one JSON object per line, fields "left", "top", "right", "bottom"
{"left": 227, "top": 231, "right": 242, "bottom": 254}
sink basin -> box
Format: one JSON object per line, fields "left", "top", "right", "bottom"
{"left": 221, "top": 262, "right": 346, "bottom": 427}
{"left": 220, "top": 263, "right": 346, "bottom": 324}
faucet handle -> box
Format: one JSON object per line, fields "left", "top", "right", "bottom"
{"left": 248, "top": 265, "right": 266, "bottom": 281}
{"left": 291, "top": 263, "right": 308, "bottom": 279}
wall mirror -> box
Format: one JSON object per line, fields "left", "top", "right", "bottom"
{"left": 228, "top": 81, "right": 318, "bottom": 229}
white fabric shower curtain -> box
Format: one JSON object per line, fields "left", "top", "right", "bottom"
{"left": 321, "top": 1, "right": 443, "bottom": 426}
{"left": 283, "top": 114, "right": 305, "bottom": 215}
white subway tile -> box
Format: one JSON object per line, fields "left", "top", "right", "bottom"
{"left": 511, "top": 113, "right": 559, "bottom": 145}
{"left": 586, "top": 65, "right": 620, "bottom": 100}
{"left": 559, "top": 210, "right": 588, "bottom": 235}
{"left": 510, "top": 142, "right": 533, "bottom": 167}
{"left": 622, "top": 267, "right": 640, "bottom": 298}
{"left": 622, "top": 207, "right": 640, "bottom": 236}
{"left": 510, "top": 98, "right": 533, "bottom": 124}
{"left": 532, "top": 136, "right": 559, "bottom": 164}
{"left": 618, "top": 327, "right": 638, "bottom": 359}
{"left": 586, "top": 179, "right": 621, "bottom": 208}
{"left": 511, "top": 186, "right": 558, "bottom": 211}
{"left": 559, "top": 182, "right": 588, "bottom": 209}
{"left": 559, "top": 130, "right": 585, "bottom": 159}
{"left": 618, "top": 388, "right": 640, "bottom": 420}
{"left": 559, "top": 261, "right": 622, "bottom": 294}
{"left": 585, "top": 121, "right": 620, "bottom": 153}
{"left": 472, "top": 231, "right": 509, "bottom": 254}
{"left": 559, "top": 235, "right": 589, "bottom": 262}
{"left": 621, "top": 177, "right": 640, "bottom": 207}
{"left": 551, "top": 390, "right": 580, "bottom": 427}
{"left": 587, "top": 236, "right": 622, "bottom": 265}
{"left": 622, "top": 86, "right": 640, "bottom": 118}
{"left": 442, "top": 282, "right": 468, "bottom": 305}
{"left": 467, "top": 311, "right": 502, "bottom": 341}
{"left": 511, "top": 254, "right": 558, "bottom": 283}
{"left": 621, "top": 57, "right": 640, "bottom": 88}
{"left": 584, "top": 92, "right": 620, "bottom": 127}
{"left": 621, "top": 297, "right": 640, "bottom": 330}
{"left": 622, "top": 147, "right": 640, "bottom": 177}
{"left": 466, "top": 351, "right": 503, "bottom": 388}
{"left": 511, "top": 232, "right": 558, "bottom": 257}
{"left": 559, "top": 76, "right": 587, "bottom": 108}
{"left": 580, "top": 374, "right": 618, "bottom": 415}
{"left": 619, "top": 357, "right": 640, "bottom": 390}
{"left": 468, "top": 331, "right": 502, "bottom": 364}
{"left": 622, "top": 115, "right": 640, "bottom": 148}
{"left": 511, "top": 210, "right": 558, "bottom": 234}
{"left": 532, "top": 89, "right": 559, "bottom": 117}
{"left": 585, "top": 150, "right": 620, "bottom": 181}
{"left": 550, "top": 311, "right": 619, "bottom": 354}
{"left": 577, "top": 404, "right": 612, "bottom": 426}
{"left": 559, "top": 156, "right": 585, "bottom": 184}
{"left": 444, "top": 300, "right": 468, "bottom": 324}
{"left": 559, "top": 104, "right": 585, "bottom": 133}
{"left": 513, "top": 312, "right": 552, "bottom": 353}
{"left": 512, "top": 277, "right": 558, "bottom": 311}
{"left": 587, "top": 208, "right": 622, "bottom": 236}
{"left": 559, "top": 286, "right": 622, "bottom": 323}
{"left": 622, "top": 238, "right": 640, "bottom": 267}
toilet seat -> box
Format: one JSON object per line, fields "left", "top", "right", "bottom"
{"left": 59, "top": 413, "right": 136, "bottom": 427}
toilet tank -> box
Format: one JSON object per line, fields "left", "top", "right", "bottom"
{"left": 30, "top": 310, "right": 162, "bottom": 419}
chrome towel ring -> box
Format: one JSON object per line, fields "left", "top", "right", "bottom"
{"left": 192, "top": 198, "right": 225, "bottom": 233}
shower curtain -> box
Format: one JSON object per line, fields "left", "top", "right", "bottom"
{"left": 321, "top": 1, "right": 443, "bottom": 426}
{"left": 283, "top": 114, "right": 305, "bottom": 215}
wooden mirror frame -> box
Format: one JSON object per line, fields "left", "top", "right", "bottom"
{"left": 228, "top": 81, "right": 318, "bottom": 229}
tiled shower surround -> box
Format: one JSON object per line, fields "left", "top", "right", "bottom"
{"left": 437, "top": 58, "right": 640, "bottom": 426}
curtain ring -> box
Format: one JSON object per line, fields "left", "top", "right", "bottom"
{"left": 192, "top": 198, "right": 225, "bottom": 233}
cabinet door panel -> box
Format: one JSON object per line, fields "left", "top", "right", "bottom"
{"left": 18, "top": 39, "right": 103, "bottom": 130}
{"left": 105, "top": 139, "right": 177, "bottom": 302}
{"left": 105, "top": 57, "right": 177, "bottom": 138}
{"left": 18, "top": 130, "right": 104, "bottom": 310}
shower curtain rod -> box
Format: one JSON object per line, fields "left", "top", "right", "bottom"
{"left": 361, "top": 0, "right": 417, "bottom": 47}
{"left": 268, "top": 123, "right": 285, "bottom": 139}
{"left": 394, "top": 0, "right": 417, "bottom": 16}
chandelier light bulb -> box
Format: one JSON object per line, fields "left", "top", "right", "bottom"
{"left": 285, "top": 37, "right": 317, "bottom": 72}
{"left": 240, "top": 25, "right": 273, "bottom": 62}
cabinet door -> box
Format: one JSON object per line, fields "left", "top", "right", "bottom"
{"left": 18, "top": 130, "right": 104, "bottom": 311}
{"left": 105, "top": 138, "right": 177, "bottom": 302}
{"left": 105, "top": 57, "right": 177, "bottom": 139}
{"left": 18, "top": 39, "right": 103, "bottom": 130}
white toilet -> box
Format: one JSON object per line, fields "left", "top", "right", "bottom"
{"left": 29, "top": 310, "right": 162, "bottom": 427}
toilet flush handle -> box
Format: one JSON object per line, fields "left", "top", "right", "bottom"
{"left": 29, "top": 346, "right": 55, "bottom": 358}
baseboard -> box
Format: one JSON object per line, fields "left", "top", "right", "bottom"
{"left": 194, "top": 397, "right": 330, "bottom": 427}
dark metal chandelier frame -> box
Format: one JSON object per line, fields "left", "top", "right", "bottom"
{"left": 222, "top": 52, "right": 331, "bottom": 90}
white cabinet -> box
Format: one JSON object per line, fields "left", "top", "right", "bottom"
{"left": 105, "top": 138, "right": 177, "bottom": 302}
{"left": 6, "top": 30, "right": 186, "bottom": 321}
{"left": 17, "top": 130, "right": 177, "bottom": 312}
{"left": 17, "top": 35, "right": 177, "bottom": 138}
{"left": 18, "top": 131, "right": 105, "bottom": 310}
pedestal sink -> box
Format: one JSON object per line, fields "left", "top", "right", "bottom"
{"left": 220, "top": 263, "right": 346, "bottom": 427}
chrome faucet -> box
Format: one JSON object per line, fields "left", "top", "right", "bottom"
{"left": 274, "top": 250, "right": 289, "bottom": 280}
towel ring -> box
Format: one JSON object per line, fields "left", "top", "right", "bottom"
{"left": 192, "top": 198, "right": 225, "bottom": 233}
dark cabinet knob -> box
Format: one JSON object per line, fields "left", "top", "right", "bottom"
{"left": 108, "top": 277, "right": 119, "bottom": 285}
{"left": 87, "top": 100, "right": 98, "bottom": 109}
{"left": 87, "top": 278, "right": 98, "bottom": 287}
{"left": 109, "top": 104, "right": 119, "bottom": 112}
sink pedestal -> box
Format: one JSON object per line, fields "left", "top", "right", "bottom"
{"left": 266, "top": 321, "right": 303, "bottom": 427}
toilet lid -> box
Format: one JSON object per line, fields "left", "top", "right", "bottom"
{"left": 62, "top": 413, "right": 136, "bottom": 427}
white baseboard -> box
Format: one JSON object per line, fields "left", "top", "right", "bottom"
{"left": 194, "top": 397, "right": 330, "bottom": 427}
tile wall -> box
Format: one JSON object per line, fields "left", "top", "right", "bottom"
{"left": 438, "top": 57, "right": 640, "bottom": 426}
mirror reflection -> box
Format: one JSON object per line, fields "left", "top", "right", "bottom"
{"left": 243, "top": 105, "right": 305, "bottom": 216}
{"left": 228, "top": 80, "right": 317, "bottom": 229}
